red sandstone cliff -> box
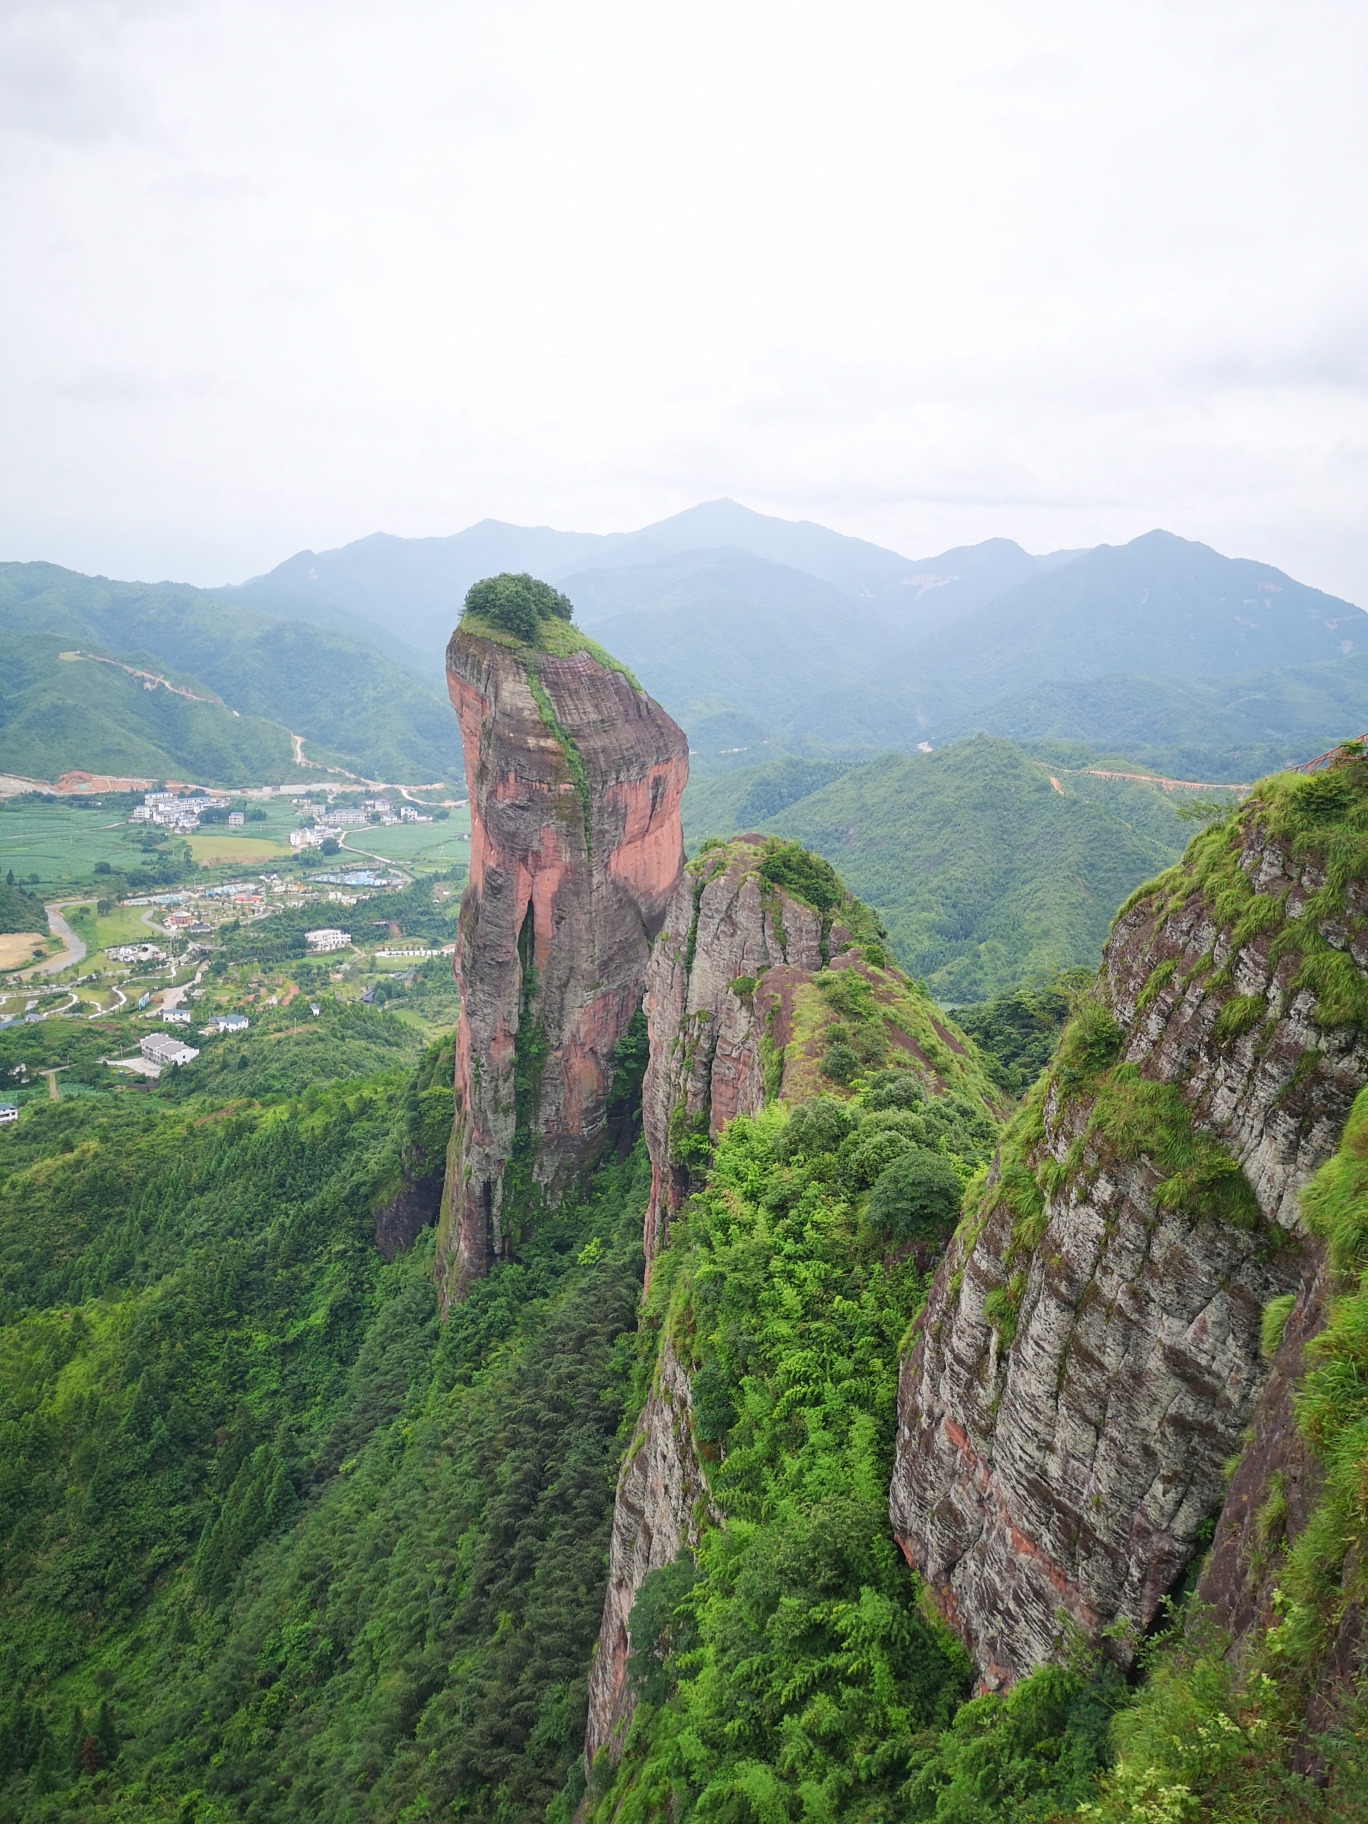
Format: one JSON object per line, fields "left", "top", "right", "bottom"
{"left": 890, "top": 793, "right": 1368, "bottom": 1690}
{"left": 436, "top": 626, "right": 687, "bottom": 1302}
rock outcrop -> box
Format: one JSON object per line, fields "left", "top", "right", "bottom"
{"left": 436, "top": 625, "right": 687, "bottom": 1302}
{"left": 584, "top": 837, "right": 1004, "bottom": 1767}
{"left": 582, "top": 1337, "right": 716, "bottom": 1767}
{"left": 640, "top": 837, "right": 822, "bottom": 1261}
{"left": 891, "top": 788, "right": 1368, "bottom": 1689}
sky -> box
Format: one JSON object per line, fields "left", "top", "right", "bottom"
{"left": 2, "top": 0, "right": 1366, "bottom": 600}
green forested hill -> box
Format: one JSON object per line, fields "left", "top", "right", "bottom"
{"left": 685, "top": 737, "right": 1200, "bottom": 1001}
{"left": 0, "top": 565, "right": 463, "bottom": 785}
{"left": 0, "top": 631, "right": 294, "bottom": 786}
{"left": 0, "top": 1029, "right": 650, "bottom": 1821}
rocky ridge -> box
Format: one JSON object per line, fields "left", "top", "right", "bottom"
{"left": 583, "top": 835, "right": 1002, "bottom": 1767}
{"left": 436, "top": 622, "right": 687, "bottom": 1302}
{"left": 890, "top": 774, "right": 1368, "bottom": 1689}
{"left": 581, "top": 1336, "right": 718, "bottom": 1768}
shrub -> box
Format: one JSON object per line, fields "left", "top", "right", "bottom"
{"left": 758, "top": 839, "right": 843, "bottom": 919}
{"left": 822, "top": 1042, "right": 864, "bottom": 1086}
{"left": 776, "top": 1095, "right": 856, "bottom": 1160}
{"left": 867, "top": 1146, "right": 963, "bottom": 1242}
{"left": 464, "top": 572, "right": 574, "bottom": 642}
{"left": 865, "top": 1069, "right": 926, "bottom": 1112}
{"left": 836, "top": 1125, "right": 913, "bottom": 1195}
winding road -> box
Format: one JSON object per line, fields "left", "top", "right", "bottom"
{"left": 19, "top": 900, "right": 89, "bottom": 978}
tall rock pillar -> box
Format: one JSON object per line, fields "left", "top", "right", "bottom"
{"left": 436, "top": 625, "right": 687, "bottom": 1304}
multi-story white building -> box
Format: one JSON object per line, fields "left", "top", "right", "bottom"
{"left": 305, "top": 928, "right": 351, "bottom": 953}
{"left": 140, "top": 1033, "right": 199, "bottom": 1068}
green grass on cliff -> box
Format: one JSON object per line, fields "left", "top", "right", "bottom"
{"left": 583, "top": 1074, "right": 1133, "bottom": 1824}
{"left": 457, "top": 607, "right": 644, "bottom": 692}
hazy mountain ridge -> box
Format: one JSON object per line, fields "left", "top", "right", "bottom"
{"left": 236, "top": 505, "right": 1365, "bottom": 776}
{"left": 0, "top": 563, "right": 463, "bottom": 785}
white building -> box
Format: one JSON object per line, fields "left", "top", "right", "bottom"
{"left": 161, "top": 1008, "right": 192, "bottom": 1024}
{"left": 0, "top": 1105, "right": 18, "bottom": 1126}
{"left": 322, "top": 808, "right": 368, "bottom": 826}
{"left": 214, "top": 1013, "right": 249, "bottom": 1033}
{"left": 140, "top": 1033, "right": 199, "bottom": 1067}
{"left": 289, "top": 826, "right": 330, "bottom": 849}
{"left": 228, "top": 811, "right": 245, "bottom": 827}
{"left": 305, "top": 928, "right": 351, "bottom": 953}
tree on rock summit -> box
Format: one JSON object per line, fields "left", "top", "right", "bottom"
{"left": 464, "top": 573, "right": 574, "bottom": 642}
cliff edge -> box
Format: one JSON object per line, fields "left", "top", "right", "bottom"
{"left": 890, "top": 763, "right": 1368, "bottom": 1689}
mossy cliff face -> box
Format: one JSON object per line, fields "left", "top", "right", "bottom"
{"left": 638, "top": 834, "right": 967, "bottom": 1263}
{"left": 891, "top": 768, "right": 1368, "bottom": 1691}
{"left": 639, "top": 836, "right": 817, "bottom": 1263}
{"left": 437, "top": 626, "right": 687, "bottom": 1301}
{"left": 582, "top": 1335, "right": 718, "bottom": 1767}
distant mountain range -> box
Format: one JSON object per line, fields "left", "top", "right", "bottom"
{"left": 681, "top": 736, "right": 1202, "bottom": 1002}
{"left": 4, "top": 499, "right": 1365, "bottom": 793}
{"left": 238, "top": 501, "right": 1367, "bottom": 781}
{"left": 0, "top": 564, "right": 462, "bottom": 787}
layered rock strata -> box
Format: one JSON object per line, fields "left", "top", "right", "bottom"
{"left": 640, "top": 837, "right": 820, "bottom": 1260}
{"left": 891, "top": 801, "right": 1368, "bottom": 1689}
{"left": 582, "top": 1338, "right": 717, "bottom": 1767}
{"left": 437, "top": 627, "right": 687, "bottom": 1301}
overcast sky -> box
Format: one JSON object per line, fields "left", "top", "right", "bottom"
{"left": 2, "top": 0, "right": 1366, "bottom": 599}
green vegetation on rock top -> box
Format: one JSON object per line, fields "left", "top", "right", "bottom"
{"left": 458, "top": 572, "right": 643, "bottom": 691}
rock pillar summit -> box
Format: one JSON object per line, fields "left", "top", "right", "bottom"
{"left": 436, "top": 574, "right": 687, "bottom": 1303}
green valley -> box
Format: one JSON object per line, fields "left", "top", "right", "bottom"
{"left": 683, "top": 736, "right": 1231, "bottom": 1002}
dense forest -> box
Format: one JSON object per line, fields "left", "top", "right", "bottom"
{"left": 691, "top": 738, "right": 1191, "bottom": 1002}
{"left": 2, "top": 837, "right": 1365, "bottom": 1821}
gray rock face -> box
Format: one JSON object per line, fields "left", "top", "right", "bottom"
{"left": 890, "top": 816, "right": 1368, "bottom": 1689}
{"left": 582, "top": 1337, "right": 716, "bottom": 1769}
{"left": 436, "top": 629, "right": 687, "bottom": 1302}
{"left": 640, "top": 838, "right": 823, "bottom": 1261}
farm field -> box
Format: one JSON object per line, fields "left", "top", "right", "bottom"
{"left": 186, "top": 832, "right": 290, "bottom": 866}
{"left": 0, "top": 801, "right": 141, "bottom": 884}
{"left": 337, "top": 814, "right": 471, "bottom": 873}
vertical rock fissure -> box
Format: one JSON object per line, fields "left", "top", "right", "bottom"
{"left": 524, "top": 659, "right": 594, "bottom": 864}
{"left": 437, "top": 620, "right": 688, "bottom": 1299}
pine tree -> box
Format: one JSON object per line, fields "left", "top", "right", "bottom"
{"left": 64, "top": 1702, "right": 85, "bottom": 1778}
{"left": 93, "top": 1698, "right": 118, "bottom": 1770}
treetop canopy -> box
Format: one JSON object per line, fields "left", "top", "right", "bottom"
{"left": 463, "top": 573, "right": 574, "bottom": 642}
